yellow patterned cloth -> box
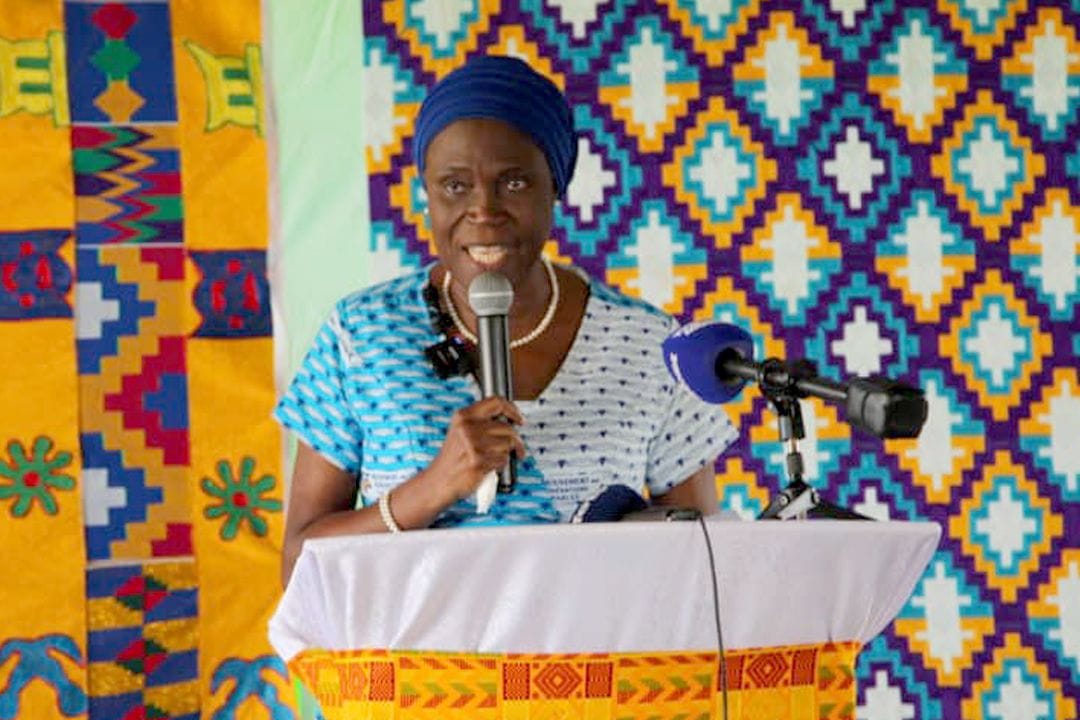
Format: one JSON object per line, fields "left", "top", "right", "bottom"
{"left": 172, "top": 1, "right": 288, "bottom": 716}
{"left": 0, "top": 2, "right": 87, "bottom": 718}
{"left": 289, "top": 642, "right": 860, "bottom": 720}
{"left": 1, "top": 0, "right": 290, "bottom": 718}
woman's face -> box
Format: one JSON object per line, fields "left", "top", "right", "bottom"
{"left": 422, "top": 118, "right": 556, "bottom": 294}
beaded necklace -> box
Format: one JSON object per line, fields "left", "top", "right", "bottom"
{"left": 441, "top": 255, "right": 559, "bottom": 349}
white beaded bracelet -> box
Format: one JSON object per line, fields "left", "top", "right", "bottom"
{"left": 378, "top": 492, "right": 402, "bottom": 533}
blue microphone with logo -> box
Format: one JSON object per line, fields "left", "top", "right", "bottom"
{"left": 661, "top": 322, "right": 756, "bottom": 404}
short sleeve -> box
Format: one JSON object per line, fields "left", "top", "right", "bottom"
{"left": 645, "top": 332, "right": 739, "bottom": 495}
{"left": 273, "top": 307, "right": 363, "bottom": 474}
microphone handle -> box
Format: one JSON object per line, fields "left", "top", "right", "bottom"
{"left": 476, "top": 314, "right": 517, "bottom": 492}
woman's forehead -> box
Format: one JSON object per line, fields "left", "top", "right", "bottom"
{"left": 425, "top": 119, "right": 548, "bottom": 167}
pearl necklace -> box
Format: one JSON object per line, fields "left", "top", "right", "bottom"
{"left": 442, "top": 256, "right": 559, "bottom": 349}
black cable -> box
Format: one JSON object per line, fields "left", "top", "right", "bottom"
{"left": 697, "top": 515, "right": 728, "bottom": 720}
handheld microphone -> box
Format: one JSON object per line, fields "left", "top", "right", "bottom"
{"left": 663, "top": 322, "right": 927, "bottom": 439}
{"left": 467, "top": 271, "right": 517, "bottom": 492}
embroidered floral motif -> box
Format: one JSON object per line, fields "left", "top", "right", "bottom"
{"left": 201, "top": 456, "right": 281, "bottom": 540}
{"left": 0, "top": 436, "right": 76, "bottom": 517}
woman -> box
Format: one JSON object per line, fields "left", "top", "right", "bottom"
{"left": 275, "top": 55, "right": 737, "bottom": 584}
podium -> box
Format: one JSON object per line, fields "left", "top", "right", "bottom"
{"left": 270, "top": 519, "right": 939, "bottom": 719}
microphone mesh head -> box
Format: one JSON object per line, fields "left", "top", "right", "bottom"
{"left": 467, "top": 271, "right": 514, "bottom": 317}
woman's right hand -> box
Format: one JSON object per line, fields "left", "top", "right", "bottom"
{"left": 281, "top": 397, "right": 525, "bottom": 586}
{"left": 427, "top": 396, "right": 526, "bottom": 501}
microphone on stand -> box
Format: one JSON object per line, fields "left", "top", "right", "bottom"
{"left": 662, "top": 322, "right": 927, "bottom": 439}
{"left": 663, "top": 321, "right": 927, "bottom": 521}
{"left": 467, "top": 271, "right": 517, "bottom": 493}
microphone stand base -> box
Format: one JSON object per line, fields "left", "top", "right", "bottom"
{"left": 758, "top": 480, "right": 871, "bottom": 521}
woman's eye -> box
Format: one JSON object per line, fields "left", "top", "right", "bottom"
{"left": 505, "top": 177, "right": 528, "bottom": 192}
{"left": 443, "top": 178, "right": 467, "bottom": 195}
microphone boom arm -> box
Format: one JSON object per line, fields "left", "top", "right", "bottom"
{"left": 717, "top": 351, "right": 927, "bottom": 440}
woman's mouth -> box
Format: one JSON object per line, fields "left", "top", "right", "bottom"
{"left": 466, "top": 246, "right": 509, "bottom": 267}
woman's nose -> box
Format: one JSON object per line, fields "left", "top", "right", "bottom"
{"left": 467, "top": 183, "right": 503, "bottom": 218}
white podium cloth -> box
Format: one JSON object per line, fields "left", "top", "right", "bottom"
{"left": 269, "top": 518, "right": 940, "bottom": 663}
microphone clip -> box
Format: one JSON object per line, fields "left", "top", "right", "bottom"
{"left": 755, "top": 357, "right": 816, "bottom": 398}
{"left": 424, "top": 335, "right": 475, "bottom": 379}
{"left": 422, "top": 282, "right": 475, "bottom": 379}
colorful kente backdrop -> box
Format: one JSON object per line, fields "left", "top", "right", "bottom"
{"left": 0, "top": 0, "right": 296, "bottom": 718}
{"left": 359, "top": 1, "right": 1079, "bottom": 719}
{"left": 1, "top": 1, "right": 1078, "bottom": 719}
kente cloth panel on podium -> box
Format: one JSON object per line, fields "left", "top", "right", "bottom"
{"left": 270, "top": 519, "right": 940, "bottom": 719}
{"left": 289, "top": 643, "right": 860, "bottom": 720}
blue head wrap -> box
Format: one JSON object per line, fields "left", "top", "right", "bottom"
{"left": 413, "top": 55, "right": 577, "bottom": 197}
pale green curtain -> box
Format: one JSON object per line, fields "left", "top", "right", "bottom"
{"left": 266, "top": 0, "right": 370, "bottom": 385}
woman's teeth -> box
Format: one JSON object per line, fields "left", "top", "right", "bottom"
{"left": 467, "top": 246, "right": 508, "bottom": 264}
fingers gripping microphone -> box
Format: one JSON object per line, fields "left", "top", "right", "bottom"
{"left": 467, "top": 271, "right": 517, "bottom": 492}
{"left": 663, "top": 322, "right": 928, "bottom": 439}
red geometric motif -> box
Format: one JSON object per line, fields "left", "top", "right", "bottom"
{"left": 367, "top": 661, "right": 393, "bottom": 701}
{"left": 116, "top": 638, "right": 168, "bottom": 676}
{"left": 724, "top": 654, "right": 744, "bottom": 690}
{"left": 337, "top": 664, "right": 366, "bottom": 699}
{"left": 115, "top": 574, "right": 167, "bottom": 613}
{"left": 585, "top": 661, "right": 612, "bottom": 698}
{"left": 150, "top": 522, "right": 193, "bottom": 557}
{"left": 791, "top": 647, "right": 818, "bottom": 685}
{"left": 533, "top": 662, "right": 582, "bottom": 699}
{"left": 103, "top": 335, "right": 189, "bottom": 465}
{"left": 140, "top": 247, "right": 184, "bottom": 281}
{"left": 503, "top": 662, "right": 529, "bottom": 700}
{"left": 92, "top": 3, "right": 137, "bottom": 39}
{"left": 71, "top": 125, "right": 113, "bottom": 149}
{"left": 746, "top": 652, "right": 790, "bottom": 688}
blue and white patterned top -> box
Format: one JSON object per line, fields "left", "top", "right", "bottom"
{"left": 274, "top": 267, "right": 738, "bottom": 526}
